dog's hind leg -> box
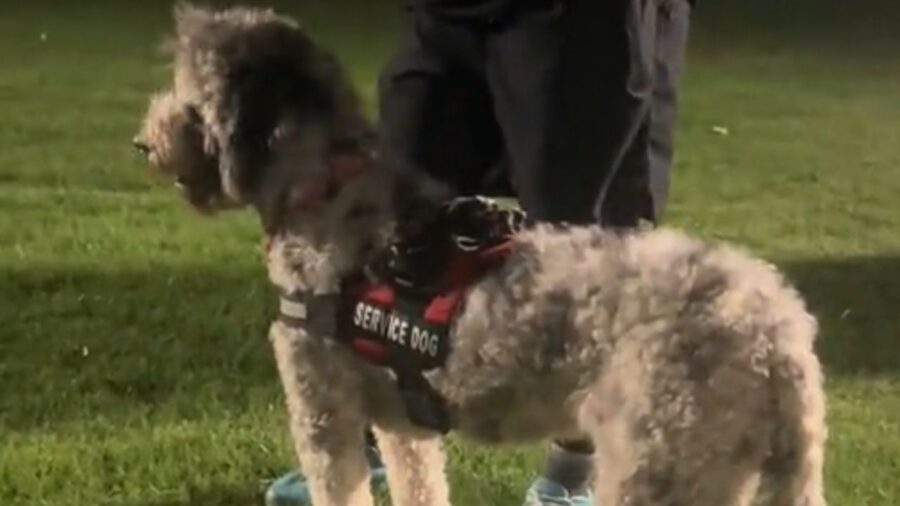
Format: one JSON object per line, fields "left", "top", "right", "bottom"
{"left": 586, "top": 410, "right": 766, "bottom": 506}
{"left": 755, "top": 338, "right": 827, "bottom": 506}
{"left": 271, "top": 324, "right": 374, "bottom": 506}
{"left": 372, "top": 427, "right": 451, "bottom": 506}
{"left": 581, "top": 342, "right": 774, "bottom": 506}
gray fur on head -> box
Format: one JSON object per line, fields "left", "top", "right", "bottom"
{"left": 139, "top": 3, "right": 373, "bottom": 208}
{"left": 134, "top": 89, "right": 230, "bottom": 212}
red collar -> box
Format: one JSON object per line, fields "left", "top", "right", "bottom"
{"left": 262, "top": 150, "right": 372, "bottom": 250}
{"left": 287, "top": 150, "right": 372, "bottom": 212}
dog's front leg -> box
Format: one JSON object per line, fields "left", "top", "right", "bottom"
{"left": 270, "top": 323, "right": 373, "bottom": 506}
{"left": 372, "top": 427, "right": 451, "bottom": 506}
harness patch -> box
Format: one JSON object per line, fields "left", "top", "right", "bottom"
{"left": 353, "top": 301, "right": 441, "bottom": 357}
{"left": 343, "top": 290, "right": 447, "bottom": 368}
{"left": 335, "top": 197, "right": 527, "bottom": 377}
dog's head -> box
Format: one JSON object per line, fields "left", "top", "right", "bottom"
{"left": 133, "top": 4, "right": 372, "bottom": 219}
{"left": 133, "top": 90, "right": 232, "bottom": 213}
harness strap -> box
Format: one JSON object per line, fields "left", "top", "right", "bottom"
{"left": 277, "top": 290, "right": 339, "bottom": 335}
{"left": 278, "top": 286, "right": 453, "bottom": 434}
{"left": 395, "top": 370, "right": 453, "bottom": 434}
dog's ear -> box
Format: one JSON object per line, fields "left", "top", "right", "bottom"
{"left": 165, "top": 5, "right": 366, "bottom": 204}
{"left": 172, "top": 2, "right": 205, "bottom": 35}
{"left": 213, "top": 24, "right": 345, "bottom": 203}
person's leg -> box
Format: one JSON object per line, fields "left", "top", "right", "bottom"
{"left": 500, "top": 0, "right": 655, "bottom": 226}
{"left": 483, "top": 3, "right": 597, "bottom": 505}
{"left": 379, "top": 10, "right": 508, "bottom": 196}
{"left": 485, "top": 1, "right": 692, "bottom": 504}
{"left": 646, "top": 0, "right": 693, "bottom": 221}
{"left": 602, "top": 0, "right": 693, "bottom": 227}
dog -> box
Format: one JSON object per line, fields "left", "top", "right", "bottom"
{"left": 134, "top": 5, "right": 827, "bottom": 506}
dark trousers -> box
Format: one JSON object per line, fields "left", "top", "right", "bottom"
{"left": 378, "top": 0, "right": 692, "bottom": 452}
{"left": 380, "top": 0, "right": 692, "bottom": 227}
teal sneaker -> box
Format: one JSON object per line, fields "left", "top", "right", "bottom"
{"left": 522, "top": 477, "right": 594, "bottom": 506}
{"left": 264, "top": 446, "right": 387, "bottom": 506}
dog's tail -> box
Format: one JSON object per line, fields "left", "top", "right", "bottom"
{"left": 759, "top": 310, "right": 827, "bottom": 506}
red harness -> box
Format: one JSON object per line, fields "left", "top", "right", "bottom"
{"left": 338, "top": 239, "right": 514, "bottom": 370}
{"left": 269, "top": 150, "right": 526, "bottom": 433}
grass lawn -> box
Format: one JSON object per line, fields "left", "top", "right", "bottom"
{"left": 1, "top": 1, "right": 898, "bottom": 505}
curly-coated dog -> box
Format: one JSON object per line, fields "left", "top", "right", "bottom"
{"left": 134, "top": 5, "right": 827, "bottom": 506}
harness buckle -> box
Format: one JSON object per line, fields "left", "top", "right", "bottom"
{"left": 396, "top": 372, "right": 452, "bottom": 434}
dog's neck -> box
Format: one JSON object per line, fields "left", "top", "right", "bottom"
{"left": 261, "top": 137, "right": 450, "bottom": 295}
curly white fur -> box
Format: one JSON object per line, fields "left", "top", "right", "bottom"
{"left": 134, "top": 5, "right": 827, "bottom": 506}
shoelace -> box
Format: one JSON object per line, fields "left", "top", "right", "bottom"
{"left": 528, "top": 484, "right": 593, "bottom": 506}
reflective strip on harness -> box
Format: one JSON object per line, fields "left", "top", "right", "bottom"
{"left": 279, "top": 297, "right": 307, "bottom": 320}
{"left": 277, "top": 292, "right": 339, "bottom": 334}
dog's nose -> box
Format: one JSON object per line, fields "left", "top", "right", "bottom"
{"left": 132, "top": 139, "right": 150, "bottom": 156}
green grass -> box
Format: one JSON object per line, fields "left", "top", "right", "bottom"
{"left": 2, "top": 1, "right": 899, "bottom": 505}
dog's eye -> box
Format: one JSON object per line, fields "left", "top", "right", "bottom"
{"left": 132, "top": 139, "right": 151, "bottom": 156}
{"left": 185, "top": 104, "right": 202, "bottom": 125}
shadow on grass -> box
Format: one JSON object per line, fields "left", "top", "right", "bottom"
{"left": 0, "top": 263, "right": 277, "bottom": 431}
{"left": 116, "top": 481, "right": 394, "bottom": 506}
{"left": 1, "top": 255, "right": 897, "bottom": 431}
{"left": 781, "top": 256, "right": 900, "bottom": 375}
{"left": 119, "top": 483, "right": 266, "bottom": 506}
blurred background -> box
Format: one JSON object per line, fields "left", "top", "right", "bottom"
{"left": 1, "top": 1, "right": 898, "bottom": 505}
